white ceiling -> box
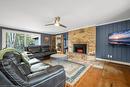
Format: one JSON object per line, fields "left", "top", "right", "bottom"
{"left": 0, "top": 0, "right": 130, "bottom": 34}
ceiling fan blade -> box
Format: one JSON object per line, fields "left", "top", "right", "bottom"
{"left": 45, "top": 23, "right": 54, "bottom": 26}
{"left": 60, "top": 24, "right": 67, "bottom": 28}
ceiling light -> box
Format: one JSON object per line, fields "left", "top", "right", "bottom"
{"left": 55, "top": 23, "right": 60, "bottom": 26}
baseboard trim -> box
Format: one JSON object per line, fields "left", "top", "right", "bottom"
{"left": 96, "top": 58, "right": 130, "bottom": 66}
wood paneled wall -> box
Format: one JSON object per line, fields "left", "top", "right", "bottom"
{"left": 96, "top": 20, "right": 130, "bottom": 63}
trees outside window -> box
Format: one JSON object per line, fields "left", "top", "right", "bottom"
{"left": 4, "top": 30, "right": 41, "bottom": 52}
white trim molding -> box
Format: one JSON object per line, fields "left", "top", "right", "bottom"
{"left": 96, "top": 58, "right": 130, "bottom": 66}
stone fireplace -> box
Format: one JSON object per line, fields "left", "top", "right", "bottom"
{"left": 73, "top": 44, "right": 87, "bottom": 54}
{"left": 68, "top": 26, "right": 96, "bottom": 60}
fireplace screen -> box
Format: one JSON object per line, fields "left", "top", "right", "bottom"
{"left": 73, "top": 44, "right": 87, "bottom": 54}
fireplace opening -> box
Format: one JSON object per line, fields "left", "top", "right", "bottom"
{"left": 73, "top": 44, "right": 87, "bottom": 54}
{"left": 77, "top": 48, "right": 83, "bottom": 53}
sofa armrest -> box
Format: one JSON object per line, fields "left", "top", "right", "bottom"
{"left": 28, "top": 65, "right": 66, "bottom": 87}
{"left": 30, "top": 63, "right": 50, "bottom": 72}
{"left": 26, "top": 52, "right": 34, "bottom": 59}
{"left": 28, "top": 58, "right": 40, "bottom": 65}
{"left": 0, "top": 71, "right": 15, "bottom": 86}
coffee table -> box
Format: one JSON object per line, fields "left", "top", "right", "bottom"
{"left": 50, "top": 54, "right": 67, "bottom": 60}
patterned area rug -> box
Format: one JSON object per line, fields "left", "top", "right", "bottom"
{"left": 43, "top": 59, "right": 91, "bottom": 85}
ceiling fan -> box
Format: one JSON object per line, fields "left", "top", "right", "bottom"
{"left": 45, "top": 16, "right": 67, "bottom": 28}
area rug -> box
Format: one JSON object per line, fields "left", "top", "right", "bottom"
{"left": 43, "top": 59, "right": 91, "bottom": 85}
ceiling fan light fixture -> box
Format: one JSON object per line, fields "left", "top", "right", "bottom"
{"left": 55, "top": 23, "right": 60, "bottom": 26}
{"left": 45, "top": 16, "right": 67, "bottom": 28}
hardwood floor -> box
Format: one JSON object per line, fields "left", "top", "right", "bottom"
{"left": 66, "top": 61, "right": 130, "bottom": 87}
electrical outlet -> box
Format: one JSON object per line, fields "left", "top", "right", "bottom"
{"left": 110, "top": 55, "right": 112, "bottom": 58}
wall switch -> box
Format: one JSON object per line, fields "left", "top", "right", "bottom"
{"left": 107, "top": 54, "right": 110, "bottom": 58}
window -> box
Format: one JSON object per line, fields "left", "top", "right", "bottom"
{"left": 2, "top": 29, "right": 41, "bottom": 52}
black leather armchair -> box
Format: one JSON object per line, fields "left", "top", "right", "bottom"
{"left": 0, "top": 48, "right": 66, "bottom": 87}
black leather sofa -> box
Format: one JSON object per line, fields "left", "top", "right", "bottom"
{"left": 0, "top": 48, "right": 66, "bottom": 87}
{"left": 25, "top": 45, "right": 56, "bottom": 60}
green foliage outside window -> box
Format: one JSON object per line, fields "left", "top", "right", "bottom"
{"left": 6, "top": 32, "right": 39, "bottom": 52}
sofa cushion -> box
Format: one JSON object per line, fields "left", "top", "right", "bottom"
{"left": 28, "top": 46, "right": 41, "bottom": 53}
{"left": 45, "top": 52, "right": 52, "bottom": 55}
{"left": 41, "top": 48, "right": 48, "bottom": 52}
{"left": 41, "top": 48, "right": 49, "bottom": 52}
{"left": 33, "top": 53, "right": 45, "bottom": 58}
{"left": 18, "top": 62, "right": 31, "bottom": 76}
{"left": 41, "top": 45, "right": 50, "bottom": 52}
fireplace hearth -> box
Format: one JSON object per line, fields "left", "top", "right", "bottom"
{"left": 73, "top": 44, "right": 87, "bottom": 54}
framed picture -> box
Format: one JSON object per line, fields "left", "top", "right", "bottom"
{"left": 44, "top": 36, "right": 49, "bottom": 44}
